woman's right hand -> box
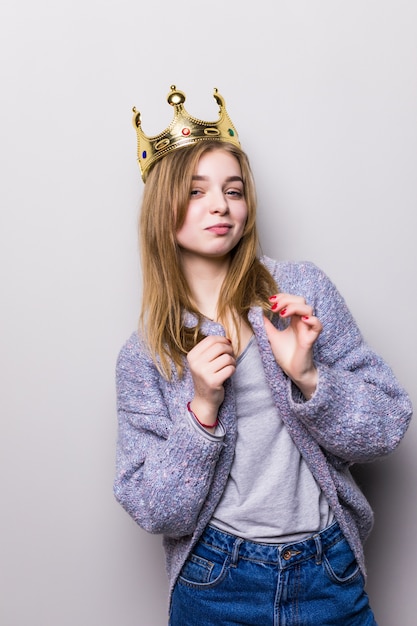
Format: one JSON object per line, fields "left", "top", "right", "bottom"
{"left": 187, "top": 335, "right": 236, "bottom": 426}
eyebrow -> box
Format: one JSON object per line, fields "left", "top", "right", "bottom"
{"left": 191, "top": 175, "right": 243, "bottom": 183}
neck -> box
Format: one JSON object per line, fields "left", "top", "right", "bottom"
{"left": 180, "top": 252, "right": 230, "bottom": 320}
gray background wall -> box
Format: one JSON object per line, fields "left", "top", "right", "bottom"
{"left": 1, "top": 1, "right": 416, "bottom": 624}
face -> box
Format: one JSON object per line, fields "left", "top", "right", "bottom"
{"left": 176, "top": 149, "right": 248, "bottom": 263}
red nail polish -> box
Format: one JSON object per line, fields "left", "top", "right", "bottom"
{"left": 280, "top": 308, "right": 287, "bottom": 316}
{"left": 271, "top": 303, "right": 278, "bottom": 311}
{"left": 302, "top": 316, "right": 309, "bottom": 320}
{"left": 268, "top": 295, "right": 277, "bottom": 302}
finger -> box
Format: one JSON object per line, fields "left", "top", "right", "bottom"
{"left": 189, "top": 335, "right": 233, "bottom": 360}
{"left": 263, "top": 315, "right": 279, "bottom": 342}
{"left": 204, "top": 340, "right": 235, "bottom": 364}
{"left": 194, "top": 357, "right": 236, "bottom": 391}
{"left": 275, "top": 302, "right": 315, "bottom": 319}
{"left": 300, "top": 315, "right": 323, "bottom": 333}
{"left": 188, "top": 343, "right": 236, "bottom": 380}
{"left": 269, "top": 294, "right": 306, "bottom": 316}
{"left": 212, "top": 362, "right": 236, "bottom": 385}
{"left": 212, "top": 351, "right": 236, "bottom": 372}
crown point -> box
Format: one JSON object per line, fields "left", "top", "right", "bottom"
{"left": 213, "top": 88, "right": 225, "bottom": 109}
{"left": 167, "top": 86, "right": 186, "bottom": 107}
{"left": 132, "top": 108, "right": 142, "bottom": 128}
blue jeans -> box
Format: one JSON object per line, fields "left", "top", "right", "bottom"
{"left": 170, "top": 521, "right": 377, "bottom": 625}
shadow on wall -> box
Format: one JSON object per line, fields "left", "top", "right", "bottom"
{"left": 351, "top": 447, "right": 413, "bottom": 608}
{"left": 352, "top": 449, "right": 410, "bottom": 550}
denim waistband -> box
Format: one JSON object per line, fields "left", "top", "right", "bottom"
{"left": 199, "top": 521, "right": 343, "bottom": 568}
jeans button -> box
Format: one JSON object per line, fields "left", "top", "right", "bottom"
{"left": 283, "top": 550, "right": 292, "bottom": 561}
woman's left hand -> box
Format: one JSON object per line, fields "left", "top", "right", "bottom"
{"left": 264, "top": 294, "right": 323, "bottom": 399}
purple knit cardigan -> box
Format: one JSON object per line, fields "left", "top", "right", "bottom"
{"left": 114, "top": 258, "right": 412, "bottom": 601}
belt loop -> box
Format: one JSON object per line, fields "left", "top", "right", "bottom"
{"left": 314, "top": 534, "right": 322, "bottom": 565}
{"left": 231, "top": 538, "right": 243, "bottom": 567}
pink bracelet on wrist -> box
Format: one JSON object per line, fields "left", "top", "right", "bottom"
{"left": 187, "top": 402, "right": 219, "bottom": 429}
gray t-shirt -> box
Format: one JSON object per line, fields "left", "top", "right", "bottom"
{"left": 211, "top": 336, "right": 334, "bottom": 543}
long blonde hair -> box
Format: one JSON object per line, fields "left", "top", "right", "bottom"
{"left": 139, "top": 141, "right": 277, "bottom": 378}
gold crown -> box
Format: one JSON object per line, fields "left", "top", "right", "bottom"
{"left": 132, "top": 85, "right": 241, "bottom": 181}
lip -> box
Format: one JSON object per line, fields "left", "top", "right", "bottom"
{"left": 205, "top": 223, "right": 233, "bottom": 234}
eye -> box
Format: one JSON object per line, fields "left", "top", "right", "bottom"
{"left": 225, "top": 188, "right": 243, "bottom": 198}
{"left": 190, "top": 188, "right": 203, "bottom": 197}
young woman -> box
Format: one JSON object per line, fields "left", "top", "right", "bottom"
{"left": 114, "top": 103, "right": 412, "bottom": 625}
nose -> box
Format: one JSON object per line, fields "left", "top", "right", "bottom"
{"left": 209, "top": 188, "right": 229, "bottom": 214}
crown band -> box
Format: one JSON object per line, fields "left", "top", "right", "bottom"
{"left": 132, "top": 85, "right": 241, "bottom": 181}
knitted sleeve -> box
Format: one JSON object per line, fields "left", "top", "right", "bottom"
{"left": 113, "top": 333, "right": 224, "bottom": 537}
{"left": 264, "top": 258, "right": 413, "bottom": 463}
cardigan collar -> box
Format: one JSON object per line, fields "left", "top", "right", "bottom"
{"left": 182, "top": 306, "right": 267, "bottom": 338}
